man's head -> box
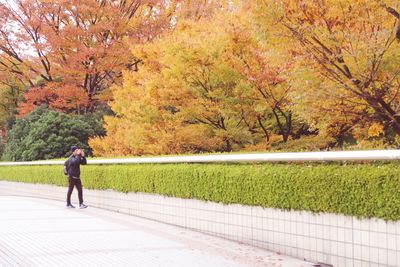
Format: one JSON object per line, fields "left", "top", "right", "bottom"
{"left": 71, "top": 145, "right": 79, "bottom": 155}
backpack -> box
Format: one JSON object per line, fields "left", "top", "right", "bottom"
{"left": 64, "top": 158, "right": 70, "bottom": 175}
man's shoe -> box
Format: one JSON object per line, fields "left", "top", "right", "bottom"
{"left": 79, "top": 203, "right": 88, "bottom": 209}
{"left": 66, "top": 204, "right": 75, "bottom": 208}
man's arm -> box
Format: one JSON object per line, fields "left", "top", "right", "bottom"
{"left": 80, "top": 156, "right": 87, "bottom": 165}
{"left": 79, "top": 150, "right": 87, "bottom": 165}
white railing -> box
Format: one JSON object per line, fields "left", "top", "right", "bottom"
{"left": 0, "top": 150, "right": 399, "bottom": 166}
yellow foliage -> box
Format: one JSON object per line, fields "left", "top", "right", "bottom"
{"left": 368, "top": 123, "right": 385, "bottom": 138}
{"left": 92, "top": 10, "right": 287, "bottom": 156}
{"left": 91, "top": 0, "right": 400, "bottom": 155}
{"left": 254, "top": 0, "right": 400, "bottom": 145}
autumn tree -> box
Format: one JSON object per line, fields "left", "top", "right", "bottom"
{"left": 255, "top": 0, "right": 400, "bottom": 146}
{"left": 288, "top": 67, "right": 368, "bottom": 147}
{"left": 222, "top": 18, "right": 302, "bottom": 143}
{"left": 91, "top": 18, "right": 247, "bottom": 155}
{"left": 90, "top": 8, "right": 310, "bottom": 156}
{"left": 0, "top": 0, "right": 180, "bottom": 116}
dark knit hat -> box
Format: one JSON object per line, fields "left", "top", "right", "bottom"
{"left": 70, "top": 145, "right": 78, "bottom": 152}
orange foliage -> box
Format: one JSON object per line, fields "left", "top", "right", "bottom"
{"left": 18, "top": 83, "right": 90, "bottom": 117}
{"left": 0, "top": 0, "right": 180, "bottom": 115}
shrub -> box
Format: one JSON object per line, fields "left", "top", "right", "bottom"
{"left": 0, "top": 163, "right": 398, "bottom": 221}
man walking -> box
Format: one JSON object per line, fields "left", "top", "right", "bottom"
{"left": 64, "top": 145, "right": 88, "bottom": 209}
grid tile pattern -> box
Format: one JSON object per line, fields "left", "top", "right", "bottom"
{"left": 1, "top": 181, "right": 399, "bottom": 267}
{"left": 0, "top": 196, "right": 314, "bottom": 267}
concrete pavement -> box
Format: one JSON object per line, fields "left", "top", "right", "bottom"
{"left": 0, "top": 196, "right": 315, "bottom": 267}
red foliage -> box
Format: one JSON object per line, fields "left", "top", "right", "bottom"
{"left": 0, "top": 0, "right": 180, "bottom": 116}
{"left": 18, "top": 83, "right": 90, "bottom": 117}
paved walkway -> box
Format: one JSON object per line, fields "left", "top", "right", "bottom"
{"left": 0, "top": 196, "right": 314, "bottom": 267}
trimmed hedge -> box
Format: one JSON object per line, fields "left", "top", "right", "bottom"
{"left": 0, "top": 163, "right": 399, "bottom": 221}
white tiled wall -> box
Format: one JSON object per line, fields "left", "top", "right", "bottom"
{"left": 0, "top": 181, "right": 399, "bottom": 267}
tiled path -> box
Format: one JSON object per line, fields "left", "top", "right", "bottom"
{"left": 0, "top": 196, "right": 314, "bottom": 267}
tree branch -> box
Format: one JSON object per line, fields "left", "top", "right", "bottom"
{"left": 386, "top": 6, "right": 400, "bottom": 18}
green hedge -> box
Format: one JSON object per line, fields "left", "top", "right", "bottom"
{"left": 0, "top": 163, "right": 399, "bottom": 221}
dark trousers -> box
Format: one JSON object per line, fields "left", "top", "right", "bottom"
{"left": 67, "top": 177, "right": 83, "bottom": 205}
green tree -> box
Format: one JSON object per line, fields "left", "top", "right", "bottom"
{"left": 3, "top": 107, "right": 99, "bottom": 161}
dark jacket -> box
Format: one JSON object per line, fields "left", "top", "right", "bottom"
{"left": 64, "top": 155, "right": 87, "bottom": 178}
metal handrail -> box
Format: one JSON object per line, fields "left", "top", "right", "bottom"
{"left": 0, "top": 150, "right": 398, "bottom": 166}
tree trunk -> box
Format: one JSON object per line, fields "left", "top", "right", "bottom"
{"left": 257, "top": 115, "right": 270, "bottom": 142}
{"left": 225, "top": 139, "right": 232, "bottom": 152}
{"left": 272, "top": 108, "right": 292, "bottom": 142}
{"left": 363, "top": 94, "right": 400, "bottom": 135}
